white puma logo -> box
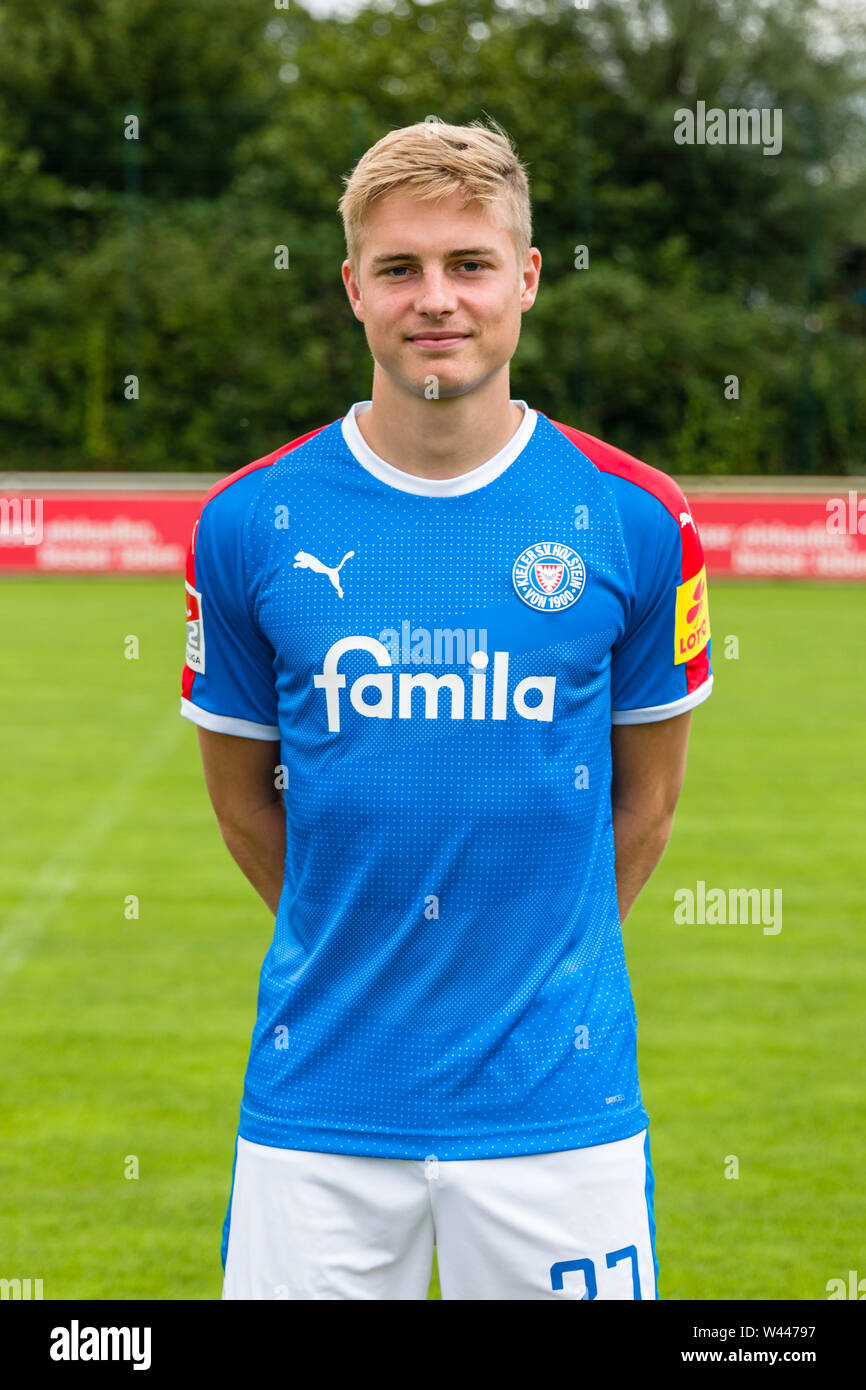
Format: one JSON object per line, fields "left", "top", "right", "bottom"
{"left": 293, "top": 549, "right": 355, "bottom": 599}
{"left": 679, "top": 511, "right": 694, "bottom": 529}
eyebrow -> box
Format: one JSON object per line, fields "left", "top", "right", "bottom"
{"left": 370, "top": 247, "right": 501, "bottom": 266}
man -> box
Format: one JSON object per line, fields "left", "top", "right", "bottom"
{"left": 180, "top": 119, "right": 713, "bottom": 1301}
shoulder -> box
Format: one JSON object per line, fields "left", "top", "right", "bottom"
{"left": 198, "top": 422, "right": 335, "bottom": 522}
{"left": 543, "top": 417, "right": 690, "bottom": 521}
{"left": 542, "top": 416, "right": 704, "bottom": 576}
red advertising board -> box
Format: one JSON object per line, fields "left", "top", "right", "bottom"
{"left": 0, "top": 492, "right": 203, "bottom": 573}
{"left": 687, "top": 490, "right": 866, "bottom": 579}
{"left": 0, "top": 485, "right": 864, "bottom": 578}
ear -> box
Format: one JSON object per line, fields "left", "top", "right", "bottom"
{"left": 342, "top": 258, "right": 364, "bottom": 322}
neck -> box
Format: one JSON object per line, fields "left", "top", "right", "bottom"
{"left": 355, "top": 368, "right": 523, "bottom": 480}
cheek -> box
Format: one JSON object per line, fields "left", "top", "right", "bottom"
{"left": 479, "top": 289, "right": 520, "bottom": 329}
{"left": 370, "top": 298, "right": 409, "bottom": 337}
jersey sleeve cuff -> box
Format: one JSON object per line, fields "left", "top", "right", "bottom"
{"left": 611, "top": 673, "right": 714, "bottom": 725}
{"left": 180, "top": 697, "right": 280, "bottom": 741}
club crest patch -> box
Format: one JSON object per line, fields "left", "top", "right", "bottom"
{"left": 512, "top": 542, "right": 586, "bottom": 611}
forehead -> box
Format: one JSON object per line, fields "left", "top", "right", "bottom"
{"left": 360, "top": 188, "right": 513, "bottom": 257}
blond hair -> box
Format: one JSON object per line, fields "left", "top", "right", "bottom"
{"left": 338, "top": 118, "right": 532, "bottom": 272}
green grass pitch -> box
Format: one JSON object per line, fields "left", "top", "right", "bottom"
{"left": 0, "top": 575, "right": 863, "bottom": 1300}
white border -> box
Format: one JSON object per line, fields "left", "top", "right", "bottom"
{"left": 180, "top": 697, "right": 280, "bottom": 741}
{"left": 341, "top": 399, "right": 537, "bottom": 497}
{"left": 611, "top": 674, "right": 714, "bottom": 725}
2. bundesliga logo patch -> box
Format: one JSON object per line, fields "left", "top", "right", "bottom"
{"left": 185, "top": 581, "right": 205, "bottom": 674}
{"left": 512, "top": 542, "right": 586, "bottom": 611}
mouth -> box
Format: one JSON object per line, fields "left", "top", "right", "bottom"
{"left": 406, "top": 333, "right": 470, "bottom": 350}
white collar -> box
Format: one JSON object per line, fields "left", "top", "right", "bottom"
{"left": 341, "top": 398, "right": 537, "bottom": 497}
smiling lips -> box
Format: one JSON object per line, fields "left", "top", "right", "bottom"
{"left": 407, "top": 331, "right": 470, "bottom": 349}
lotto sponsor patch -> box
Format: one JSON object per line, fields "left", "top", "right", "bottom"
{"left": 674, "top": 565, "right": 710, "bottom": 664}
{"left": 185, "top": 581, "right": 205, "bottom": 673}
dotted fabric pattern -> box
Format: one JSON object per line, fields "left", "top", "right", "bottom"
{"left": 183, "top": 405, "right": 709, "bottom": 1158}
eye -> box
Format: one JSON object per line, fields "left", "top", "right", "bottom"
{"left": 382, "top": 261, "right": 487, "bottom": 277}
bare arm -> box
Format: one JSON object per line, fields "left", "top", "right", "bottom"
{"left": 611, "top": 710, "right": 692, "bottom": 922}
{"left": 195, "top": 727, "right": 285, "bottom": 916}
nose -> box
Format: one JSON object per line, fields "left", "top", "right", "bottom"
{"left": 412, "top": 265, "right": 459, "bottom": 318}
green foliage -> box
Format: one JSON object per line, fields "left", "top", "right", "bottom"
{"left": 0, "top": 0, "right": 864, "bottom": 473}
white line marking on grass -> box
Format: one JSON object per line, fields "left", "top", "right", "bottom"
{"left": 0, "top": 712, "right": 185, "bottom": 988}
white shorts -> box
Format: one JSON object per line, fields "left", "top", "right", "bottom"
{"left": 221, "top": 1128, "right": 659, "bottom": 1300}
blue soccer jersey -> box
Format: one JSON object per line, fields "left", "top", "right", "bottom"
{"left": 181, "top": 400, "right": 713, "bottom": 1159}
